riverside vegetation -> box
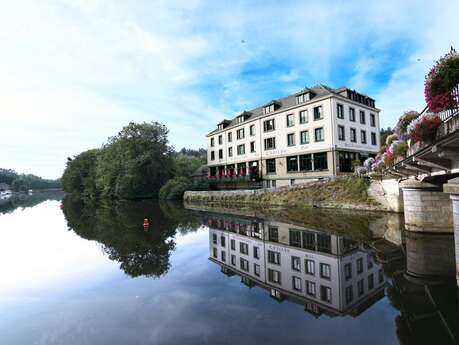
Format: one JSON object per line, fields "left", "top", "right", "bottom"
{"left": 0, "top": 168, "right": 61, "bottom": 191}
{"left": 61, "top": 122, "right": 205, "bottom": 200}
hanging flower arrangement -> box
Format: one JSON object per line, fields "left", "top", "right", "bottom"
{"left": 395, "top": 111, "right": 418, "bottom": 135}
{"left": 363, "top": 157, "right": 375, "bottom": 171}
{"left": 424, "top": 49, "right": 459, "bottom": 113}
{"left": 407, "top": 113, "right": 442, "bottom": 143}
{"left": 390, "top": 140, "right": 408, "bottom": 158}
{"left": 371, "top": 156, "right": 385, "bottom": 172}
{"left": 385, "top": 133, "right": 398, "bottom": 146}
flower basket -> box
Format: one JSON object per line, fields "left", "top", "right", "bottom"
{"left": 424, "top": 49, "right": 459, "bottom": 113}
{"left": 407, "top": 113, "right": 442, "bottom": 144}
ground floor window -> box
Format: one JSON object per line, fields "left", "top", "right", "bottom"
{"left": 320, "top": 285, "right": 332, "bottom": 303}
{"left": 338, "top": 151, "right": 358, "bottom": 172}
{"left": 268, "top": 269, "right": 281, "bottom": 284}
{"left": 271, "top": 180, "right": 276, "bottom": 188}
{"left": 313, "top": 152, "right": 328, "bottom": 170}
{"left": 299, "top": 154, "right": 312, "bottom": 171}
{"left": 266, "top": 158, "right": 276, "bottom": 174}
{"left": 286, "top": 156, "right": 298, "bottom": 172}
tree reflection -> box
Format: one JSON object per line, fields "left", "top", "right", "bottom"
{"left": 62, "top": 195, "right": 199, "bottom": 278}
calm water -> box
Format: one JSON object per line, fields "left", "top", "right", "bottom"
{"left": 0, "top": 193, "right": 458, "bottom": 345}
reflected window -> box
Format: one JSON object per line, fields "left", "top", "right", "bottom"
{"left": 357, "top": 279, "right": 364, "bottom": 296}
{"left": 305, "top": 259, "right": 315, "bottom": 275}
{"left": 302, "top": 232, "right": 315, "bottom": 249}
{"left": 213, "top": 247, "right": 218, "bottom": 258}
{"left": 291, "top": 256, "right": 301, "bottom": 272}
{"left": 231, "top": 254, "right": 236, "bottom": 266}
{"left": 378, "top": 269, "right": 384, "bottom": 284}
{"left": 212, "top": 233, "right": 217, "bottom": 244}
{"left": 320, "top": 285, "right": 332, "bottom": 303}
{"left": 317, "top": 234, "right": 331, "bottom": 253}
{"left": 306, "top": 280, "right": 316, "bottom": 296}
{"left": 367, "top": 255, "right": 373, "bottom": 269}
{"left": 292, "top": 276, "right": 302, "bottom": 291}
{"left": 254, "top": 263, "right": 260, "bottom": 277}
{"left": 240, "top": 258, "right": 249, "bottom": 271}
{"left": 289, "top": 229, "right": 301, "bottom": 247}
{"left": 344, "top": 263, "right": 352, "bottom": 281}
{"left": 357, "top": 258, "right": 363, "bottom": 274}
{"left": 253, "top": 246, "right": 260, "bottom": 259}
{"left": 320, "top": 263, "right": 331, "bottom": 279}
{"left": 345, "top": 286, "right": 353, "bottom": 304}
{"left": 268, "top": 269, "right": 281, "bottom": 284}
{"left": 240, "top": 242, "right": 249, "bottom": 255}
{"left": 368, "top": 273, "right": 374, "bottom": 290}
{"left": 221, "top": 236, "right": 226, "bottom": 248}
{"left": 230, "top": 239, "right": 236, "bottom": 250}
{"left": 268, "top": 250, "right": 280, "bottom": 265}
{"left": 221, "top": 251, "right": 226, "bottom": 262}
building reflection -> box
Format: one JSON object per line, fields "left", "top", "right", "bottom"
{"left": 205, "top": 213, "right": 387, "bottom": 318}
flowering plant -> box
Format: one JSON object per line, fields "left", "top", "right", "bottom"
{"left": 395, "top": 111, "right": 418, "bottom": 135}
{"left": 390, "top": 140, "right": 408, "bottom": 157}
{"left": 407, "top": 113, "right": 442, "bottom": 143}
{"left": 424, "top": 49, "right": 459, "bottom": 113}
{"left": 363, "top": 157, "right": 375, "bottom": 170}
{"left": 385, "top": 133, "right": 398, "bottom": 146}
{"left": 371, "top": 157, "right": 385, "bottom": 172}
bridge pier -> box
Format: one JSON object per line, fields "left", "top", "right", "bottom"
{"left": 400, "top": 179, "right": 453, "bottom": 233}
{"left": 443, "top": 178, "right": 459, "bottom": 286}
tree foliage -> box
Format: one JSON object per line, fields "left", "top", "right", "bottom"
{"left": 0, "top": 168, "right": 61, "bottom": 191}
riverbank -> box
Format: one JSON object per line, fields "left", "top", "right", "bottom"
{"left": 184, "top": 177, "right": 402, "bottom": 213}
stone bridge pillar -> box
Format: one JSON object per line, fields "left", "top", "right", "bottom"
{"left": 400, "top": 179, "right": 453, "bottom": 233}
{"left": 443, "top": 177, "right": 459, "bottom": 286}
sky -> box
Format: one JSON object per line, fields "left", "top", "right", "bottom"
{"left": 1, "top": 0, "right": 458, "bottom": 179}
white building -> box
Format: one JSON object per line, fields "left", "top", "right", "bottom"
{"left": 206, "top": 213, "right": 386, "bottom": 317}
{"left": 206, "top": 85, "right": 380, "bottom": 187}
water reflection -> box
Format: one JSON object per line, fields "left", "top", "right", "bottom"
{"left": 0, "top": 190, "right": 64, "bottom": 214}
{"left": 62, "top": 195, "right": 200, "bottom": 278}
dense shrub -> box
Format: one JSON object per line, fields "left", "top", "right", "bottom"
{"left": 159, "top": 177, "right": 192, "bottom": 200}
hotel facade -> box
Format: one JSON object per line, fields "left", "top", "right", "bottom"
{"left": 206, "top": 85, "right": 381, "bottom": 187}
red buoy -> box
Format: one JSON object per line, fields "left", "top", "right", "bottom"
{"left": 143, "top": 217, "right": 150, "bottom": 231}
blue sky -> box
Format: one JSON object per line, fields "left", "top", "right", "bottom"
{"left": 1, "top": 0, "right": 458, "bottom": 178}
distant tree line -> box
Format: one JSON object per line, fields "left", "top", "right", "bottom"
{"left": 0, "top": 168, "right": 61, "bottom": 191}
{"left": 61, "top": 122, "right": 206, "bottom": 200}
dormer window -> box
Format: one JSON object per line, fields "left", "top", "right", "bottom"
{"left": 296, "top": 92, "right": 310, "bottom": 104}
{"left": 236, "top": 115, "right": 244, "bottom": 124}
{"left": 264, "top": 104, "right": 275, "bottom": 114}
{"left": 218, "top": 124, "right": 223, "bottom": 130}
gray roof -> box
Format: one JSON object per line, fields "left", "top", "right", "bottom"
{"left": 207, "top": 84, "right": 360, "bottom": 136}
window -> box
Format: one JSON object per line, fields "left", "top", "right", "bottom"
{"left": 228, "top": 147, "right": 233, "bottom": 157}
{"left": 210, "top": 137, "right": 215, "bottom": 147}
{"left": 221, "top": 236, "right": 226, "bottom": 247}
{"left": 221, "top": 250, "right": 226, "bottom": 262}
{"left": 350, "top": 128, "right": 356, "bottom": 142}
{"left": 357, "top": 258, "right": 363, "bottom": 274}
{"left": 263, "top": 119, "right": 275, "bottom": 132}
{"left": 254, "top": 263, "right": 260, "bottom": 276}
{"left": 240, "top": 242, "right": 249, "bottom": 255}
{"left": 212, "top": 233, "right": 217, "bottom": 244}
{"left": 236, "top": 115, "right": 244, "bottom": 124}
{"left": 345, "top": 286, "right": 353, "bottom": 304}
{"left": 314, "top": 127, "right": 324, "bottom": 142}
{"left": 218, "top": 135, "right": 223, "bottom": 145}
{"left": 253, "top": 246, "right": 260, "bottom": 259}
{"left": 268, "top": 226, "right": 278, "bottom": 242}
{"left": 371, "top": 132, "right": 377, "bottom": 146}
{"left": 360, "top": 110, "right": 366, "bottom": 124}
{"left": 271, "top": 180, "right": 276, "bottom": 188}
{"left": 338, "top": 125, "right": 345, "bottom": 141}
{"left": 320, "top": 263, "right": 331, "bottom": 279}
{"left": 370, "top": 113, "right": 376, "bottom": 127}
{"left": 286, "top": 156, "right": 298, "bottom": 172}
{"left": 361, "top": 130, "right": 367, "bottom": 144}
{"left": 300, "top": 110, "right": 308, "bottom": 124}
{"left": 290, "top": 179, "right": 295, "bottom": 186}
{"left": 237, "top": 128, "right": 245, "bottom": 140}
{"left": 314, "top": 152, "right": 328, "bottom": 170}
{"left": 349, "top": 107, "right": 355, "bottom": 122}
{"left": 357, "top": 279, "right": 364, "bottom": 296}
{"left": 250, "top": 141, "right": 255, "bottom": 153}
{"left": 368, "top": 273, "right": 374, "bottom": 290}
{"left": 289, "top": 229, "right": 301, "bottom": 247}
{"left": 231, "top": 254, "right": 236, "bottom": 266}
{"left": 291, "top": 256, "right": 301, "bottom": 271}
{"left": 313, "top": 106, "right": 323, "bottom": 120}
{"left": 250, "top": 124, "right": 255, "bottom": 136}
{"left": 228, "top": 132, "right": 232, "bottom": 142}
{"left": 367, "top": 255, "right": 373, "bottom": 269}
{"left": 344, "top": 263, "right": 352, "bottom": 280}
{"left": 264, "top": 104, "right": 275, "bottom": 114}
{"left": 266, "top": 159, "right": 276, "bottom": 174}
{"left": 213, "top": 247, "right": 217, "bottom": 258}
{"left": 299, "top": 154, "right": 312, "bottom": 171}
{"left": 292, "top": 276, "right": 302, "bottom": 291}
{"left": 378, "top": 269, "right": 384, "bottom": 283}
{"left": 300, "top": 130, "right": 309, "bottom": 145}
{"left": 219, "top": 149, "right": 223, "bottom": 159}
{"left": 302, "top": 232, "right": 315, "bottom": 250}
{"left": 296, "top": 93, "right": 309, "bottom": 104}
{"left": 210, "top": 151, "right": 215, "bottom": 160}
{"left": 264, "top": 137, "right": 276, "bottom": 150}
{"left": 287, "top": 133, "right": 295, "bottom": 146}
{"left": 268, "top": 269, "right": 281, "bottom": 284}
{"left": 306, "top": 280, "right": 316, "bottom": 296}
{"left": 320, "top": 285, "right": 332, "bottom": 303}
{"left": 268, "top": 250, "right": 280, "bottom": 265}
{"left": 305, "top": 259, "right": 315, "bottom": 275}
{"left": 240, "top": 258, "right": 249, "bottom": 271}
{"left": 337, "top": 103, "right": 344, "bottom": 119}
{"left": 230, "top": 239, "right": 235, "bottom": 250}
{"left": 237, "top": 144, "right": 245, "bottom": 155}
{"left": 286, "top": 114, "right": 295, "bottom": 127}
{"left": 317, "top": 234, "right": 331, "bottom": 253}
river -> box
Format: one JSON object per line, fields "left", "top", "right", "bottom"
{"left": 0, "top": 193, "right": 457, "bottom": 345}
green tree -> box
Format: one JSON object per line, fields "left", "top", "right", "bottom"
{"left": 61, "top": 149, "right": 99, "bottom": 197}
